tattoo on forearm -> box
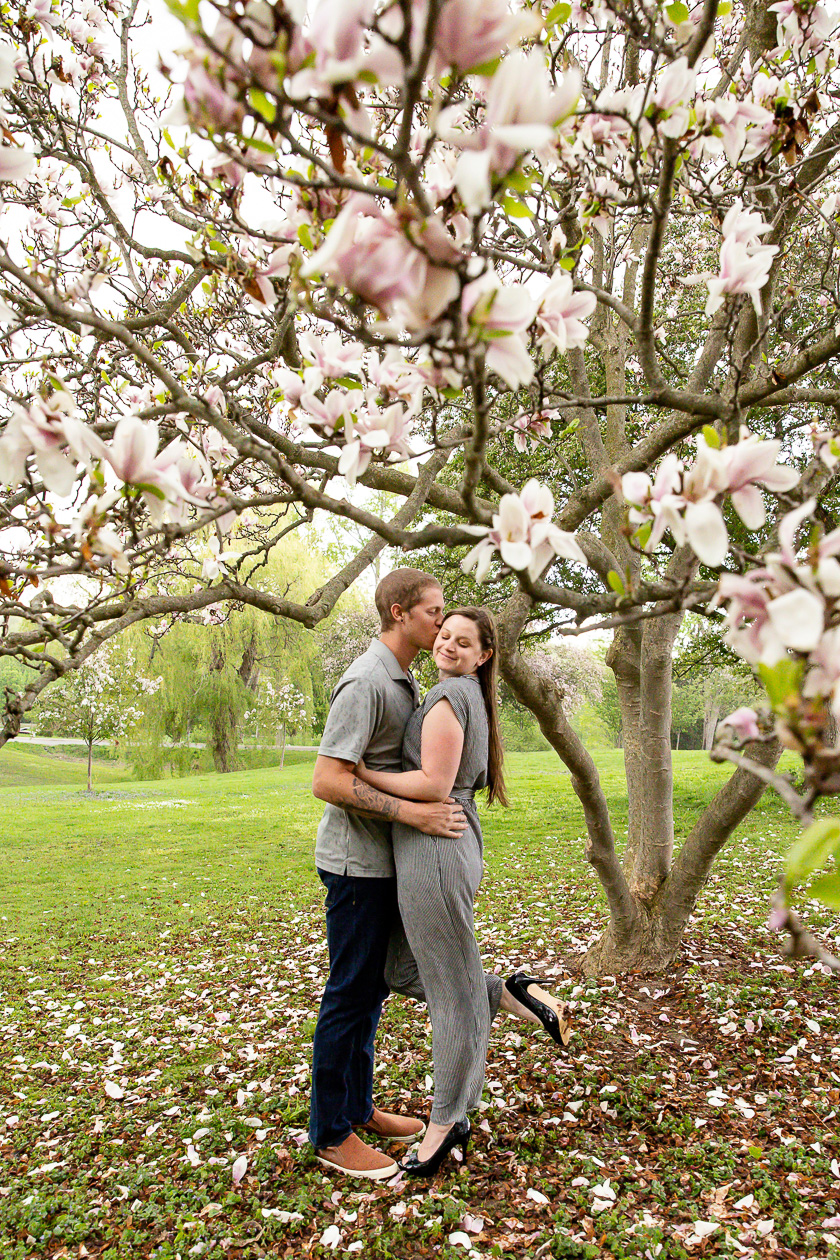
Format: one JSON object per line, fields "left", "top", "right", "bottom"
{"left": 349, "top": 777, "right": 400, "bottom": 821}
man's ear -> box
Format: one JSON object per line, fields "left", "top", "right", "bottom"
{"left": 390, "top": 602, "right": 404, "bottom": 624}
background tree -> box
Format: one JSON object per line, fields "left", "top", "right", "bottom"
{"left": 33, "top": 640, "right": 159, "bottom": 790}
{"left": 2, "top": 0, "right": 840, "bottom": 968}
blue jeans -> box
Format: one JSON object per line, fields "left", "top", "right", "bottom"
{"left": 308, "top": 869, "right": 399, "bottom": 1150}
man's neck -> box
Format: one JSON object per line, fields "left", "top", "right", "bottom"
{"left": 379, "top": 630, "right": 417, "bottom": 673}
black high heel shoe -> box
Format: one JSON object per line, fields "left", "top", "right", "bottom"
{"left": 399, "top": 1119, "right": 471, "bottom": 1178}
{"left": 505, "top": 972, "right": 572, "bottom": 1048}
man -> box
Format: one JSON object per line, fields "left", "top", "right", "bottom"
{"left": 309, "top": 569, "right": 467, "bottom": 1180}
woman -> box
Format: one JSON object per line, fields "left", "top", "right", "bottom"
{"left": 356, "top": 607, "right": 570, "bottom": 1177}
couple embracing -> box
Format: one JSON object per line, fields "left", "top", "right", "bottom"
{"left": 308, "top": 569, "right": 570, "bottom": 1181}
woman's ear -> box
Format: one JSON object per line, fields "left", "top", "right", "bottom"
{"left": 478, "top": 649, "right": 492, "bottom": 667}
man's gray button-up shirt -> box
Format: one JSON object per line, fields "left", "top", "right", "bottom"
{"left": 315, "top": 639, "right": 420, "bottom": 878}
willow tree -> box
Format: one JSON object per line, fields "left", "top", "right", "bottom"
{"left": 2, "top": 0, "right": 840, "bottom": 970}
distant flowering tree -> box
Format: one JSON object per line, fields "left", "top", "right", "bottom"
{"left": 273, "top": 679, "right": 308, "bottom": 767}
{"left": 3, "top": 0, "right": 840, "bottom": 968}
{"left": 318, "top": 609, "right": 381, "bottom": 692}
{"left": 33, "top": 642, "right": 161, "bottom": 790}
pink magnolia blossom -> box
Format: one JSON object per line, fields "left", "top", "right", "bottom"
{"left": 722, "top": 434, "right": 798, "bottom": 528}
{"left": 432, "top": 0, "right": 540, "bottom": 74}
{"left": 272, "top": 365, "right": 324, "bottom": 408}
{"left": 462, "top": 478, "right": 586, "bottom": 582}
{"left": 462, "top": 272, "right": 537, "bottom": 389}
{"left": 693, "top": 97, "right": 776, "bottom": 166}
{"left": 769, "top": 0, "right": 833, "bottom": 69}
{"left": 0, "top": 392, "right": 104, "bottom": 497}
{"left": 178, "top": 64, "right": 246, "bottom": 133}
{"left": 299, "top": 331, "right": 363, "bottom": 379}
{"left": 705, "top": 236, "right": 777, "bottom": 317}
{"left": 510, "top": 411, "right": 552, "bottom": 452}
{"left": 653, "top": 56, "right": 696, "bottom": 139}
{"left": 450, "top": 53, "right": 581, "bottom": 211}
{"left": 0, "top": 146, "right": 35, "bottom": 181}
{"left": 766, "top": 588, "right": 825, "bottom": 654}
{"left": 337, "top": 402, "right": 414, "bottom": 486}
{"left": 535, "top": 273, "right": 596, "bottom": 355}
{"left": 104, "top": 414, "right": 163, "bottom": 485}
{"left": 719, "top": 707, "right": 762, "bottom": 742}
{"left": 297, "top": 390, "right": 351, "bottom": 437}
{"left": 301, "top": 196, "right": 459, "bottom": 331}
{"left": 102, "top": 415, "right": 208, "bottom": 526}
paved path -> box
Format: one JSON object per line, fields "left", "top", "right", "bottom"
{"left": 9, "top": 735, "right": 318, "bottom": 751}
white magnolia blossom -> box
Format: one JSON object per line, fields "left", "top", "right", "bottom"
{"left": 622, "top": 429, "right": 799, "bottom": 566}
{"left": 462, "top": 479, "right": 587, "bottom": 582}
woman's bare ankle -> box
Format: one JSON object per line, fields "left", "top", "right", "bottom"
{"left": 417, "top": 1119, "right": 452, "bottom": 1160}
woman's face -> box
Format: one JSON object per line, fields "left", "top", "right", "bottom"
{"left": 433, "top": 615, "right": 491, "bottom": 678}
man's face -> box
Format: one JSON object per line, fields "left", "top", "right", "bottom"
{"left": 401, "top": 585, "right": 445, "bottom": 652}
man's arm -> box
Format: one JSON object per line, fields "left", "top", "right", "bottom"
{"left": 312, "top": 755, "right": 467, "bottom": 838}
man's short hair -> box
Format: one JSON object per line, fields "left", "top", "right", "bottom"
{"left": 375, "top": 569, "right": 440, "bottom": 630}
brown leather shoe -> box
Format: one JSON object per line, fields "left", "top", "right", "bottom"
{"left": 359, "top": 1106, "right": 426, "bottom": 1143}
{"left": 315, "top": 1132, "right": 399, "bottom": 1180}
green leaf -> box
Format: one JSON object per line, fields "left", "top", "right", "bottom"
{"left": 164, "top": 0, "right": 200, "bottom": 24}
{"left": 806, "top": 871, "right": 840, "bottom": 911}
{"left": 634, "top": 521, "right": 652, "bottom": 549}
{"left": 607, "top": 570, "right": 625, "bottom": 596}
{"left": 134, "top": 482, "right": 167, "bottom": 501}
{"left": 717, "top": 0, "right": 732, "bottom": 13}
{"left": 786, "top": 817, "right": 840, "bottom": 886}
{"left": 297, "top": 223, "right": 314, "bottom": 252}
{"left": 666, "top": 0, "right": 690, "bottom": 23}
{"left": 546, "top": 1, "right": 572, "bottom": 24}
{"left": 506, "top": 168, "right": 533, "bottom": 194}
{"left": 748, "top": 1145, "right": 763, "bottom": 1159}
{"left": 702, "top": 425, "right": 720, "bottom": 449}
{"left": 248, "top": 88, "right": 276, "bottom": 124}
{"left": 758, "top": 658, "right": 805, "bottom": 709}
{"left": 243, "top": 136, "right": 277, "bottom": 155}
{"left": 559, "top": 256, "right": 576, "bottom": 271}
{"left": 467, "top": 56, "right": 502, "bottom": 77}
{"left": 500, "top": 195, "right": 533, "bottom": 220}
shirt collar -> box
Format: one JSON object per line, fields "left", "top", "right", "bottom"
{"left": 369, "top": 639, "right": 421, "bottom": 702}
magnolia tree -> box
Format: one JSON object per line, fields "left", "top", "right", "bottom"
{"left": 3, "top": 0, "right": 840, "bottom": 970}
{"left": 33, "top": 640, "right": 160, "bottom": 789}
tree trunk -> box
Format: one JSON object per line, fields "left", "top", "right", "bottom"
{"left": 209, "top": 710, "right": 237, "bottom": 773}
{"left": 207, "top": 634, "right": 261, "bottom": 773}
{"left": 87, "top": 739, "right": 93, "bottom": 792}
{"left": 497, "top": 590, "right": 784, "bottom": 976}
{"left": 279, "top": 724, "right": 286, "bottom": 770}
{"left": 703, "top": 700, "right": 722, "bottom": 750}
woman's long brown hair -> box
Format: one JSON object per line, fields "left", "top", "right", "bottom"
{"left": 441, "top": 607, "right": 509, "bottom": 808}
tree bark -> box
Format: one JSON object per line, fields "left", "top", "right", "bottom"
{"left": 87, "top": 739, "right": 93, "bottom": 792}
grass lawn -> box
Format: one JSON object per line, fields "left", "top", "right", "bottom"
{"left": 0, "top": 746, "right": 838, "bottom": 1259}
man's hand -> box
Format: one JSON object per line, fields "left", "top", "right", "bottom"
{"left": 406, "top": 798, "right": 467, "bottom": 838}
